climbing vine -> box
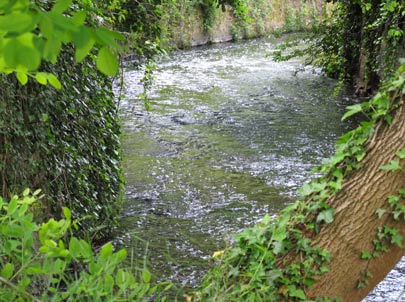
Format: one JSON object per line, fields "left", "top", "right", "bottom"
{"left": 191, "top": 63, "right": 404, "bottom": 301}
{"left": 274, "top": 0, "right": 404, "bottom": 92}
{"left": 0, "top": 48, "right": 123, "bottom": 240}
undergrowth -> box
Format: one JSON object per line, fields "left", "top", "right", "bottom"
{"left": 190, "top": 64, "right": 404, "bottom": 301}
{"left": 0, "top": 190, "right": 171, "bottom": 302}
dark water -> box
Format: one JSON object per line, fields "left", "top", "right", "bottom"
{"left": 116, "top": 37, "right": 405, "bottom": 300}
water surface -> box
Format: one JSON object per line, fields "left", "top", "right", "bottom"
{"left": 116, "top": 37, "right": 404, "bottom": 299}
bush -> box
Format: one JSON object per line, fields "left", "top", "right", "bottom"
{"left": 0, "top": 190, "right": 170, "bottom": 302}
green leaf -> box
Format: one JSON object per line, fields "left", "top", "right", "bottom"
{"left": 0, "top": 12, "right": 33, "bottom": 33}
{"left": 288, "top": 286, "right": 306, "bottom": 299}
{"left": 39, "top": 16, "right": 54, "bottom": 39}
{"left": 376, "top": 208, "right": 386, "bottom": 218}
{"left": 4, "top": 36, "right": 41, "bottom": 70}
{"left": 341, "top": 104, "right": 363, "bottom": 120}
{"left": 380, "top": 160, "right": 401, "bottom": 171}
{"left": 316, "top": 208, "right": 335, "bottom": 224}
{"left": 35, "top": 72, "right": 48, "bottom": 85}
{"left": 23, "top": 188, "right": 30, "bottom": 196}
{"left": 299, "top": 182, "right": 313, "bottom": 196}
{"left": 73, "top": 27, "right": 95, "bottom": 62}
{"left": 142, "top": 268, "right": 151, "bottom": 283}
{"left": 319, "top": 265, "right": 329, "bottom": 273}
{"left": 391, "top": 233, "right": 403, "bottom": 247}
{"left": 115, "top": 248, "right": 127, "bottom": 262}
{"left": 78, "top": 239, "right": 94, "bottom": 261}
{"left": 361, "top": 250, "right": 372, "bottom": 259}
{"left": 95, "top": 28, "right": 124, "bottom": 49}
{"left": 69, "top": 237, "right": 81, "bottom": 258}
{"left": 271, "top": 214, "right": 290, "bottom": 242}
{"left": 48, "top": 12, "right": 79, "bottom": 32}
{"left": 16, "top": 71, "right": 28, "bottom": 85}
{"left": 96, "top": 47, "right": 118, "bottom": 76}
{"left": 47, "top": 73, "right": 62, "bottom": 90}
{"left": 33, "top": 189, "right": 42, "bottom": 196}
{"left": 116, "top": 269, "right": 134, "bottom": 290}
{"left": 1, "top": 263, "right": 14, "bottom": 279}
{"left": 71, "top": 11, "right": 87, "bottom": 26}
{"left": 7, "top": 198, "right": 18, "bottom": 215}
{"left": 104, "top": 274, "right": 115, "bottom": 293}
{"left": 100, "top": 242, "right": 113, "bottom": 259}
{"left": 51, "top": 0, "right": 73, "bottom": 14}
{"left": 396, "top": 149, "right": 405, "bottom": 159}
{"left": 388, "top": 195, "right": 400, "bottom": 205}
{"left": 63, "top": 207, "right": 71, "bottom": 220}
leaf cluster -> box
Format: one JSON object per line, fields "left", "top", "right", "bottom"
{"left": 0, "top": 0, "right": 124, "bottom": 87}
{"left": 0, "top": 190, "right": 171, "bottom": 301}
{"left": 273, "top": 0, "right": 404, "bottom": 89}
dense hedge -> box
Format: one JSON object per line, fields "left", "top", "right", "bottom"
{"left": 0, "top": 50, "right": 122, "bottom": 239}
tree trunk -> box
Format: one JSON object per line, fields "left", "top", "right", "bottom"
{"left": 307, "top": 101, "right": 405, "bottom": 301}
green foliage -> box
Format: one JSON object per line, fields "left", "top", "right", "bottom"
{"left": 0, "top": 0, "right": 124, "bottom": 86}
{"left": 192, "top": 64, "right": 404, "bottom": 301}
{"left": 0, "top": 48, "right": 123, "bottom": 240}
{"left": 0, "top": 191, "right": 170, "bottom": 301}
{"left": 284, "top": 0, "right": 403, "bottom": 87}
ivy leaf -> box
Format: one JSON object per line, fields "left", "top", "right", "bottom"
{"left": 396, "top": 149, "right": 405, "bottom": 159}
{"left": 361, "top": 250, "right": 372, "bottom": 260}
{"left": 375, "top": 208, "right": 386, "bottom": 218}
{"left": 288, "top": 286, "right": 306, "bottom": 299}
{"left": 379, "top": 160, "right": 401, "bottom": 171}
{"left": 316, "top": 208, "right": 335, "bottom": 224}
{"left": 271, "top": 214, "right": 290, "bottom": 242}
{"left": 341, "top": 104, "right": 363, "bottom": 121}
{"left": 96, "top": 47, "right": 118, "bottom": 76}
{"left": 388, "top": 195, "right": 400, "bottom": 205}
{"left": 391, "top": 233, "right": 403, "bottom": 247}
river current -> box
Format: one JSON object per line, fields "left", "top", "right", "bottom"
{"left": 116, "top": 37, "right": 405, "bottom": 301}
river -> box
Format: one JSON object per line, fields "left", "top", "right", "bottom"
{"left": 116, "top": 37, "right": 405, "bottom": 301}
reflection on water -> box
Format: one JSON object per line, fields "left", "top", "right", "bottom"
{"left": 115, "top": 37, "right": 403, "bottom": 299}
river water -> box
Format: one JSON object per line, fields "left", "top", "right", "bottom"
{"left": 116, "top": 37, "right": 405, "bottom": 300}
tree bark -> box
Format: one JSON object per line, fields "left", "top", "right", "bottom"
{"left": 307, "top": 101, "right": 405, "bottom": 301}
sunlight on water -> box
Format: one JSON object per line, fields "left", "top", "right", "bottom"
{"left": 115, "top": 37, "right": 404, "bottom": 299}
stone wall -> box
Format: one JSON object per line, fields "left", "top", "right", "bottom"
{"left": 161, "top": 0, "right": 326, "bottom": 48}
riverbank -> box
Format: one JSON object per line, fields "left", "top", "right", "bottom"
{"left": 159, "top": 0, "right": 327, "bottom": 48}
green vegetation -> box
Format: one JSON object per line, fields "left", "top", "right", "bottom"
{"left": 192, "top": 57, "right": 404, "bottom": 302}
{"left": 0, "top": 50, "right": 122, "bottom": 239}
{"left": 119, "top": 0, "right": 323, "bottom": 48}
{"left": 1, "top": 0, "right": 404, "bottom": 301}
{"left": 274, "top": 0, "right": 404, "bottom": 90}
{"left": 0, "top": 190, "right": 170, "bottom": 301}
{"left": 190, "top": 0, "right": 405, "bottom": 298}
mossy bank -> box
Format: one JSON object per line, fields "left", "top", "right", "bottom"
{"left": 156, "top": 0, "right": 326, "bottom": 48}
